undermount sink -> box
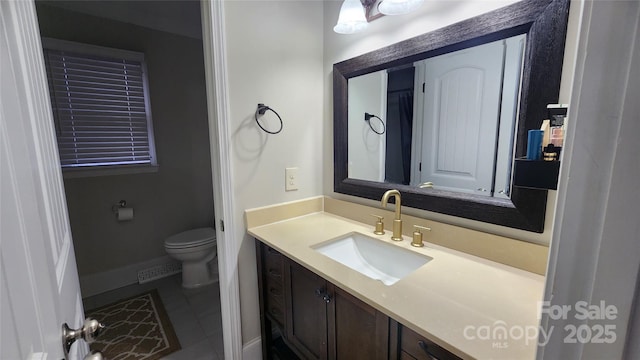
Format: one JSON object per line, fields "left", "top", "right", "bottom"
{"left": 313, "top": 232, "right": 432, "bottom": 286}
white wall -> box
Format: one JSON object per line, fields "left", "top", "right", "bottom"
{"left": 324, "top": 0, "right": 519, "bottom": 63}
{"left": 323, "top": 0, "right": 580, "bottom": 245}
{"left": 348, "top": 71, "right": 386, "bottom": 181}
{"left": 223, "top": 0, "right": 324, "bottom": 344}
{"left": 540, "top": 1, "right": 640, "bottom": 358}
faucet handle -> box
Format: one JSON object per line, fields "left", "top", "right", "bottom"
{"left": 369, "top": 214, "right": 385, "bottom": 235}
{"left": 411, "top": 225, "right": 431, "bottom": 247}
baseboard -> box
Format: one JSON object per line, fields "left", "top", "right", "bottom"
{"left": 79, "top": 255, "right": 181, "bottom": 298}
{"left": 242, "top": 336, "right": 262, "bottom": 360}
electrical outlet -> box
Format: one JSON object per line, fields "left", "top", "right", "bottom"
{"left": 285, "top": 167, "right": 298, "bottom": 191}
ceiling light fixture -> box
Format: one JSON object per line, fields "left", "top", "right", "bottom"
{"left": 378, "top": 0, "right": 424, "bottom": 16}
{"left": 333, "top": 0, "right": 424, "bottom": 34}
{"left": 333, "top": 0, "right": 369, "bottom": 34}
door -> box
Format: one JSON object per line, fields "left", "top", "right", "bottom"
{"left": 285, "top": 260, "right": 328, "bottom": 360}
{"left": 328, "top": 285, "right": 389, "bottom": 360}
{"left": 1, "top": 1, "right": 87, "bottom": 359}
{"left": 418, "top": 40, "right": 505, "bottom": 194}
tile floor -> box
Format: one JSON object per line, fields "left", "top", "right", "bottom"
{"left": 83, "top": 274, "right": 224, "bottom": 360}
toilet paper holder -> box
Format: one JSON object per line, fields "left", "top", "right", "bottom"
{"left": 112, "top": 200, "right": 134, "bottom": 221}
{"left": 111, "top": 200, "right": 127, "bottom": 213}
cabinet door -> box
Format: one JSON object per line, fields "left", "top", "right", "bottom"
{"left": 328, "top": 285, "right": 389, "bottom": 360}
{"left": 285, "top": 260, "right": 329, "bottom": 360}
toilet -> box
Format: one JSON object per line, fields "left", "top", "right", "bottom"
{"left": 164, "top": 227, "right": 217, "bottom": 289}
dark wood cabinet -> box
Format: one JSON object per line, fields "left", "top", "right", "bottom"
{"left": 256, "top": 242, "right": 289, "bottom": 360}
{"left": 283, "top": 258, "right": 389, "bottom": 360}
{"left": 263, "top": 245, "right": 286, "bottom": 327}
{"left": 256, "top": 240, "right": 454, "bottom": 360}
{"left": 285, "top": 260, "right": 328, "bottom": 360}
{"left": 329, "top": 286, "right": 389, "bottom": 360}
{"left": 391, "top": 320, "right": 462, "bottom": 360}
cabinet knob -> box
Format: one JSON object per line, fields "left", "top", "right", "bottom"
{"left": 315, "top": 288, "right": 332, "bottom": 303}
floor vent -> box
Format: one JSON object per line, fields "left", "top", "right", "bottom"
{"left": 137, "top": 262, "right": 182, "bottom": 284}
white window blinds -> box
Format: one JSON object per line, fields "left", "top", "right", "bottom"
{"left": 43, "top": 39, "right": 156, "bottom": 170}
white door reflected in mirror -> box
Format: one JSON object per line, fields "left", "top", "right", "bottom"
{"left": 347, "top": 34, "right": 526, "bottom": 199}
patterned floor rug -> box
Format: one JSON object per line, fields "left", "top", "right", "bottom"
{"left": 86, "top": 289, "right": 181, "bottom": 360}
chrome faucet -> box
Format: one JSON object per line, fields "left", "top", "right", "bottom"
{"left": 381, "top": 189, "right": 403, "bottom": 241}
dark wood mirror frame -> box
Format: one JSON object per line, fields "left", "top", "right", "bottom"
{"left": 333, "top": 0, "right": 570, "bottom": 232}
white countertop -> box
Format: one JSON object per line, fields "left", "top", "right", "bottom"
{"left": 248, "top": 211, "right": 545, "bottom": 359}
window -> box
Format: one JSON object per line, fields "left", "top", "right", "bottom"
{"left": 42, "top": 38, "right": 157, "bottom": 176}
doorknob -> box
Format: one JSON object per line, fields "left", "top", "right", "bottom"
{"left": 62, "top": 318, "right": 106, "bottom": 358}
{"left": 60, "top": 350, "right": 105, "bottom": 360}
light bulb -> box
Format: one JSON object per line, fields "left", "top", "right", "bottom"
{"left": 378, "top": 0, "right": 424, "bottom": 16}
{"left": 334, "top": 0, "right": 368, "bottom": 34}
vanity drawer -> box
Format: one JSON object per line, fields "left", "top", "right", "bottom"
{"left": 263, "top": 245, "right": 286, "bottom": 326}
{"left": 266, "top": 281, "right": 286, "bottom": 325}
{"left": 266, "top": 277, "right": 285, "bottom": 300}
{"left": 266, "top": 299, "right": 286, "bottom": 327}
{"left": 264, "top": 246, "right": 284, "bottom": 281}
{"left": 400, "top": 326, "right": 461, "bottom": 360}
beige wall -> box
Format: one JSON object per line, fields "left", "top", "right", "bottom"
{"left": 322, "top": 0, "right": 580, "bottom": 246}
{"left": 36, "top": 4, "right": 215, "bottom": 276}
{"left": 223, "top": 0, "right": 325, "bottom": 343}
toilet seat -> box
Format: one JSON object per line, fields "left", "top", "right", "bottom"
{"left": 164, "top": 227, "right": 216, "bottom": 249}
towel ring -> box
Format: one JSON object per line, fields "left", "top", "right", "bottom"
{"left": 255, "top": 103, "right": 283, "bottom": 134}
{"left": 364, "top": 113, "right": 385, "bottom": 135}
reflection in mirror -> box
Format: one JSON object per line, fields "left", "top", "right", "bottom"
{"left": 348, "top": 34, "right": 526, "bottom": 199}
{"left": 334, "top": 0, "right": 570, "bottom": 232}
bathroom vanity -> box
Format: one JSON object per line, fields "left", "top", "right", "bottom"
{"left": 256, "top": 241, "right": 460, "bottom": 360}
{"left": 247, "top": 197, "right": 546, "bottom": 360}
{"left": 245, "top": 0, "right": 569, "bottom": 356}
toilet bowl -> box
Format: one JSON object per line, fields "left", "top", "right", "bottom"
{"left": 164, "top": 227, "right": 217, "bottom": 289}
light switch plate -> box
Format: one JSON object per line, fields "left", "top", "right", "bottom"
{"left": 285, "top": 167, "right": 298, "bottom": 191}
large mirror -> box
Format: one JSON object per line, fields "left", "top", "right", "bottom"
{"left": 348, "top": 34, "right": 526, "bottom": 198}
{"left": 334, "top": 0, "right": 570, "bottom": 232}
